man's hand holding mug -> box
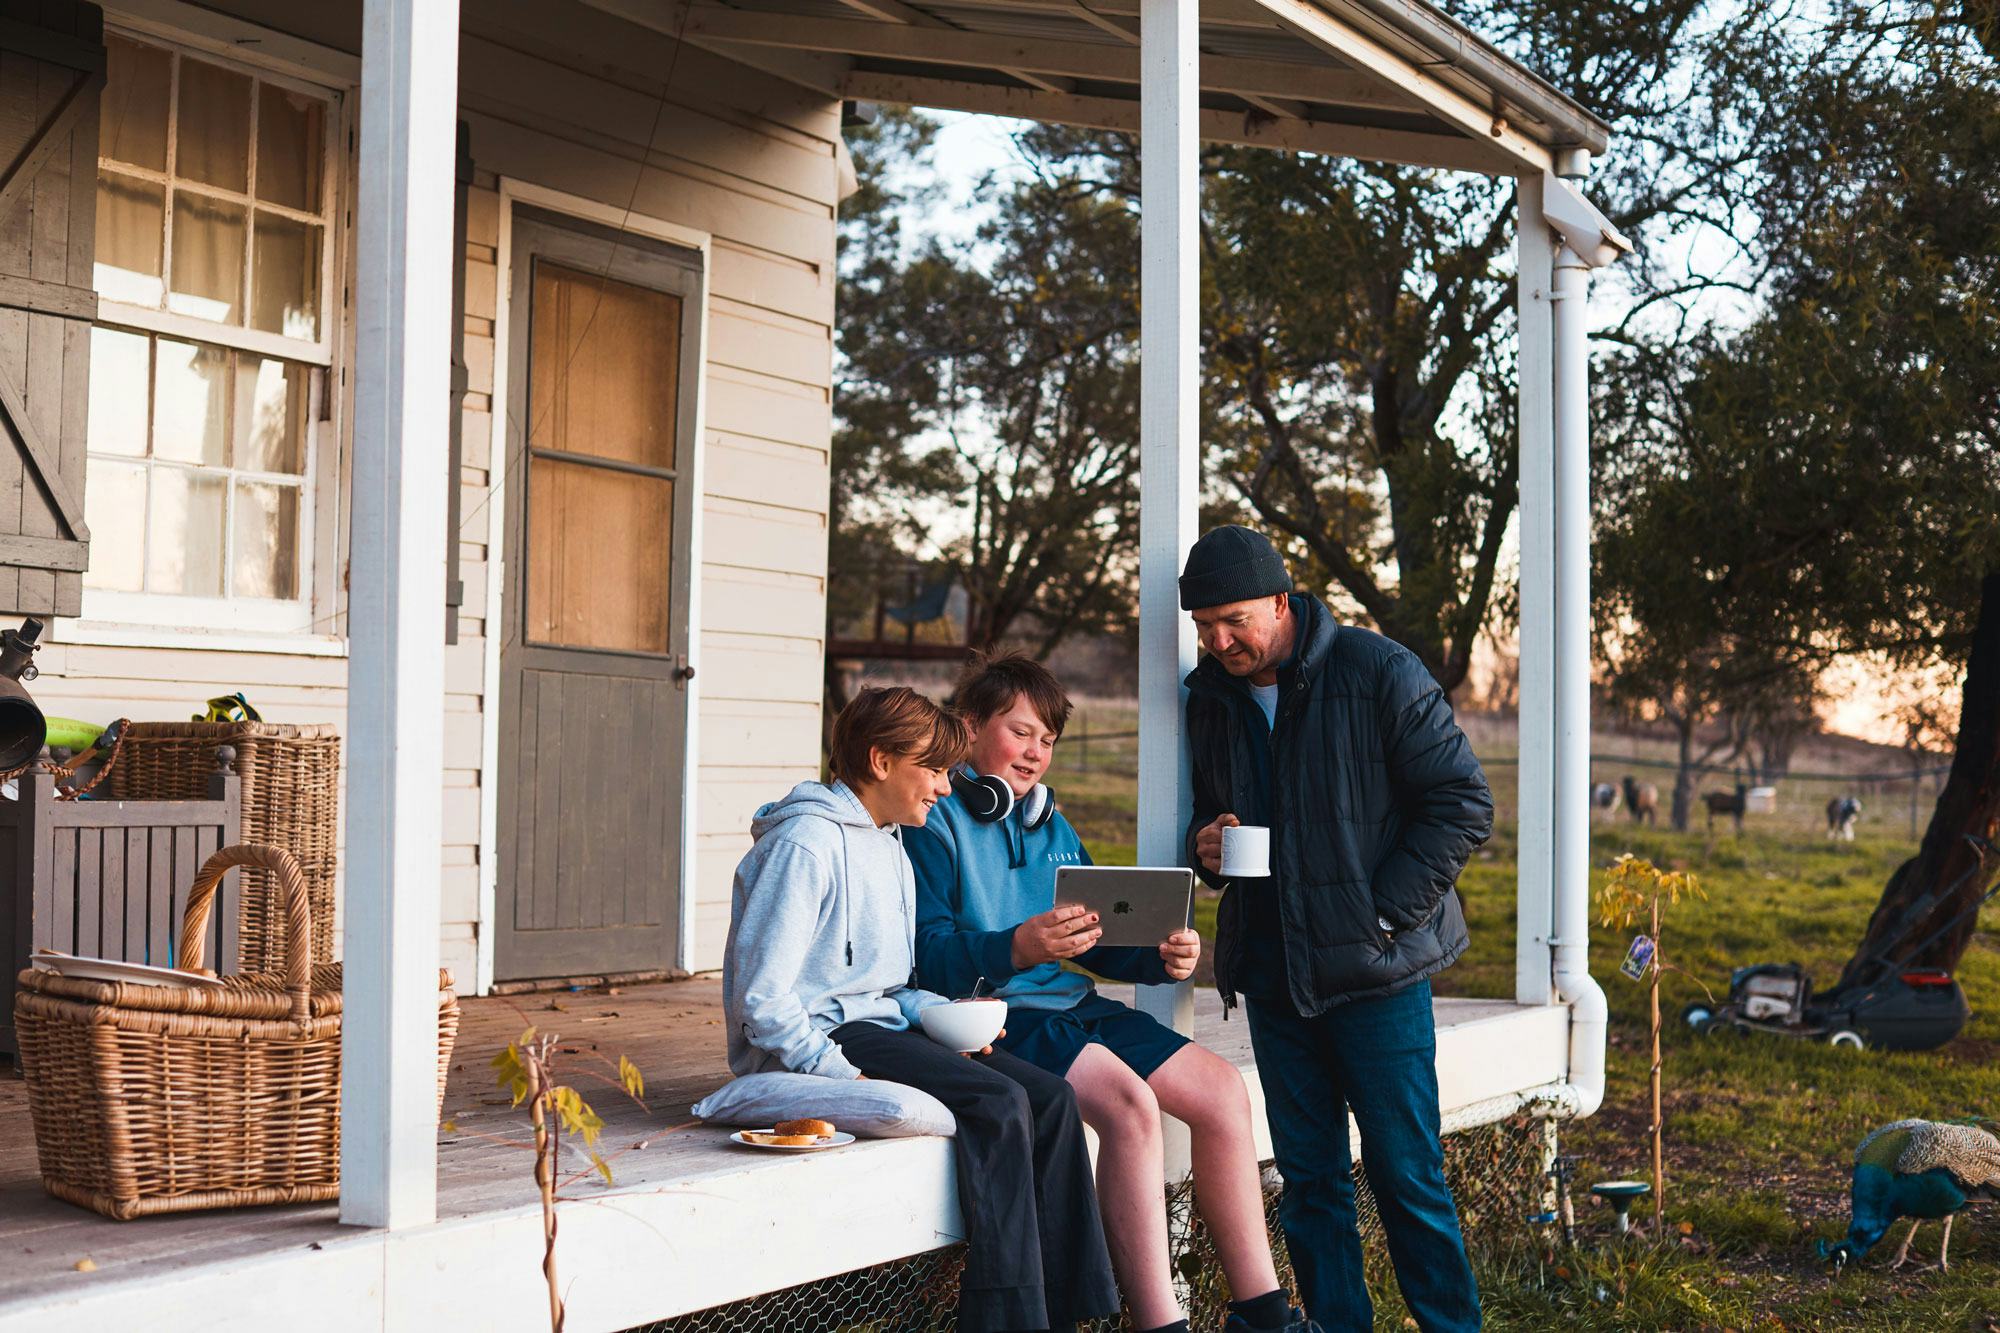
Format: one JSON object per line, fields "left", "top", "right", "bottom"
{"left": 1195, "top": 813, "right": 1240, "bottom": 874}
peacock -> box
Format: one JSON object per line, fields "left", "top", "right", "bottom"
{"left": 1820, "top": 1119, "right": 2000, "bottom": 1271}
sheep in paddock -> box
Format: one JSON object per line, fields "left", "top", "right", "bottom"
{"left": 1622, "top": 775, "right": 1659, "bottom": 825}
{"left": 1591, "top": 782, "right": 1620, "bottom": 817}
{"left": 1704, "top": 782, "right": 1749, "bottom": 833}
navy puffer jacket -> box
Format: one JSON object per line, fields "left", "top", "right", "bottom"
{"left": 1183, "top": 595, "right": 1493, "bottom": 1016}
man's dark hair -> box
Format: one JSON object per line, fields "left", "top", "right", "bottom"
{"left": 829, "top": 686, "right": 970, "bottom": 788}
{"left": 950, "top": 650, "right": 1073, "bottom": 738}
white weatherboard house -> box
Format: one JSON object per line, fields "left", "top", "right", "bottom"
{"left": 0, "top": 0, "right": 1624, "bottom": 1328}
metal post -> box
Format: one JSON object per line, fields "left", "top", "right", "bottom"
{"left": 342, "top": 0, "right": 459, "bottom": 1230}
{"left": 1135, "top": 0, "right": 1199, "bottom": 1181}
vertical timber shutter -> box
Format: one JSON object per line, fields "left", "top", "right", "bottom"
{"left": 445, "top": 120, "right": 471, "bottom": 643}
{"left": 0, "top": 2, "right": 103, "bottom": 618}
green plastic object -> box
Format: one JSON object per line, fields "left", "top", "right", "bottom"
{"left": 43, "top": 717, "right": 104, "bottom": 751}
{"left": 1591, "top": 1180, "right": 1652, "bottom": 1235}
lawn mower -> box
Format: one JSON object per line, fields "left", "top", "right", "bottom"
{"left": 1681, "top": 834, "right": 1994, "bottom": 1053}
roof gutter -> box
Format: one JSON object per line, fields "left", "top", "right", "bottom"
{"left": 1338, "top": 0, "right": 1612, "bottom": 155}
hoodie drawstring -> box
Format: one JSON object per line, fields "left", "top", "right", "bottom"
{"left": 837, "top": 824, "right": 854, "bottom": 966}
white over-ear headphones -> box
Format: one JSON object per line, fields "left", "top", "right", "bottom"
{"left": 950, "top": 768, "right": 1056, "bottom": 831}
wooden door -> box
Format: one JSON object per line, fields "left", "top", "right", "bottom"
{"left": 495, "top": 208, "right": 700, "bottom": 981}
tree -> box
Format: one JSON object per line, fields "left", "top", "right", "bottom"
{"left": 1593, "top": 583, "right": 1814, "bottom": 831}
{"left": 1725, "top": 4, "right": 2000, "bottom": 986}
{"left": 930, "top": 160, "right": 1144, "bottom": 653}
{"left": 828, "top": 110, "right": 966, "bottom": 725}
{"left": 831, "top": 120, "right": 1147, "bottom": 689}
{"left": 1016, "top": 0, "right": 1785, "bottom": 696}
{"left": 1597, "top": 1, "right": 2000, "bottom": 972}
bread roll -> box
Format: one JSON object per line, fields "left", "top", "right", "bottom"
{"left": 774, "top": 1118, "right": 836, "bottom": 1138}
{"left": 741, "top": 1130, "right": 818, "bottom": 1146}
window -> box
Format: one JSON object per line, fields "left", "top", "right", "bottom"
{"left": 83, "top": 32, "right": 338, "bottom": 632}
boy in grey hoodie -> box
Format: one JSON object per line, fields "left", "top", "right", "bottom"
{"left": 723, "top": 686, "right": 1119, "bottom": 1333}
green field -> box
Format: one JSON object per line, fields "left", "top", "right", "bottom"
{"left": 1050, "top": 705, "right": 2000, "bottom": 1330}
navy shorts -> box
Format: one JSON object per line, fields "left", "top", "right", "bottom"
{"left": 997, "top": 991, "right": 1192, "bottom": 1080}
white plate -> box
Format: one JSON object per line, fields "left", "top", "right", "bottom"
{"left": 31, "top": 950, "right": 225, "bottom": 989}
{"left": 729, "top": 1129, "right": 856, "bottom": 1153}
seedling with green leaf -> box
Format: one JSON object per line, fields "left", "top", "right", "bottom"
{"left": 448, "top": 1016, "right": 666, "bottom": 1333}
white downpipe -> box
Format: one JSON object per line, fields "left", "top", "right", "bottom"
{"left": 1546, "top": 236, "right": 1606, "bottom": 1119}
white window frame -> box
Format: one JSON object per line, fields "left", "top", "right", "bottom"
{"left": 68, "top": 11, "right": 354, "bottom": 654}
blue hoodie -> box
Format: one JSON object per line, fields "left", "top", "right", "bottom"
{"left": 908, "top": 784, "right": 1170, "bottom": 1010}
{"left": 723, "top": 780, "right": 949, "bottom": 1081}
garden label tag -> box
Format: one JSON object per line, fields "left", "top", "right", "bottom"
{"left": 1619, "top": 934, "right": 1656, "bottom": 982}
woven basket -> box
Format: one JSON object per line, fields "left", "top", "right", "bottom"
{"left": 13, "top": 844, "right": 458, "bottom": 1220}
{"left": 105, "top": 721, "right": 341, "bottom": 973}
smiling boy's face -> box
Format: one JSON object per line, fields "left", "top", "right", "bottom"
{"left": 863, "top": 747, "right": 953, "bottom": 827}
{"left": 968, "top": 695, "right": 1058, "bottom": 798}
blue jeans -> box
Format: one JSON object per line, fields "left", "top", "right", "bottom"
{"left": 1246, "top": 980, "right": 1480, "bottom": 1332}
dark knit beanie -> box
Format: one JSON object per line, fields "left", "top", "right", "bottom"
{"left": 1178, "top": 526, "right": 1293, "bottom": 611}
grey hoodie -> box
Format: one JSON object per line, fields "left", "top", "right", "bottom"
{"left": 723, "top": 780, "right": 949, "bottom": 1081}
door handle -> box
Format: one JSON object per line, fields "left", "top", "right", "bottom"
{"left": 673, "top": 656, "right": 696, "bottom": 687}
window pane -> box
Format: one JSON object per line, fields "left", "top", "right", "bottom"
{"left": 255, "top": 87, "right": 324, "bottom": 213}
{"left": 250, "top": 212, "right": 320, "bottom": 339}
{"left": 528, "top": 262, "right": 681, "bottom": 470}
{"left": 234, "top": 356, "right": 306, "bottom": 474}
{"left": 526, "top": 458, "right": 672, "bottom": 652}
{"left": 232, "top": 481, "right": 299, "bottom": 599}
{"left": 94, "top": 172, "right": 165, "bottom": 307}
{"left": 83, "top": 461, "right": 147, "bottom": 592}
{"left": 153, "top": 338, "right": 229, "bottom": 465}
{"left": 168, "top": 191, "right": 245, "bottom": 323}
{"left": 146, "top": 468, "right": 226, "bottom": 596}
{"left": 175, "top": 58, "right": 250, "bottom": 193}
{"left": 103, "top": 36, "right": 170, "bottom": 171}
{"left": 87, "top": 328, "right": 151, "bottom": 457}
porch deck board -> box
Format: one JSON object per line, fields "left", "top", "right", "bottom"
{"left": 0, "top": 978, "right": 1566, "bottom": 1329}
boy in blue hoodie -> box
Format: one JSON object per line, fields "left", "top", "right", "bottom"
{"left": 909, "top": 655, "right": 1304, "bottom": 1333}
{"left": 723, "top": 685, "right": 1118, "bottom": 1333}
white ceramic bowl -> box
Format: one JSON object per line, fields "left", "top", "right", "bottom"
{"left": 919, "top": 998, "right": 1007, "bottom": 1052}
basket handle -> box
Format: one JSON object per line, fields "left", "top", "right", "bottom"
{"left": 178, "top": 842, "right": 312, "bottom": 1019}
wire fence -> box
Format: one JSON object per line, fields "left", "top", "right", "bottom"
{"left": 631, "top": 1115, "right": 1551, "bottom": 1333}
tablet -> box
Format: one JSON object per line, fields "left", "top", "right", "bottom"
{"left": 1053, "top": 866, "right": 1195, "bottom": 949}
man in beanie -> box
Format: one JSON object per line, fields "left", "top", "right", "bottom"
{"left": 1179, "top": 524, "right": 1491, "bottom": 1332}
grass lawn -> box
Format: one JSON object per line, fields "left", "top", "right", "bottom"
{"left": 1053, "top": 709, "right": 2000, "bottom": 1330}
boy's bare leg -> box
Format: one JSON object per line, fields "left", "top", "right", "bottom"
{"left": 1068, "top": 1044, "right": 1183, "bottom": 1327}
{"left": 1148, "top": 1043, "right": 1283, "bottom": 1302}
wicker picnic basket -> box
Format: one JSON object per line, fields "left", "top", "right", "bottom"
{"left": 105, "top": 721, "right": 341, "bottom": 973}
{"left": 12, "top": 844, "right": 458, "bottom": 1220}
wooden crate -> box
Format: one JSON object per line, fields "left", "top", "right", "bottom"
{"left": 1, "top": 760, "right": 240, "bottom": 1058}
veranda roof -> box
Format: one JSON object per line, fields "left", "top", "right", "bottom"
{"left": 656, "top": 0, "right": 1613, "bottom": 175}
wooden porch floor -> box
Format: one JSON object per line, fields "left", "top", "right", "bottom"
{"left": 0, "top": 977, "right": 1568, "bottom": 1331}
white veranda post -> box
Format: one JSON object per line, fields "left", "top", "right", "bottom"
{"left": 1514, "top": 172, "right": 1557, "bottom": 1008}
{"left": 1134, "top": 0, "right": 1200, "bottom": 1180}
{"left": 342, "top": 0, "right": 460, "bottom": 1230}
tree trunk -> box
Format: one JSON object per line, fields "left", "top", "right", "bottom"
{"left": 1833, "top": 569, "right": 2000, "bottom": 992}
{"left": 1671, "top": 720, "right": 1698, "bottom": 832}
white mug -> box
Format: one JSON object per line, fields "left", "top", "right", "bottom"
{"left": 1220, "top": 824, "right": 1271, "bottom": 878}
